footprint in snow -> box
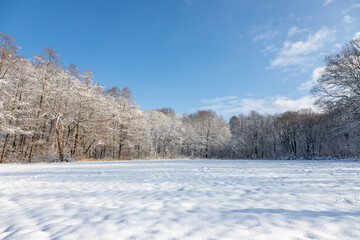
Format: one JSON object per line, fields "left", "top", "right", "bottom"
{"left": 336, "top": 197, "right": 360, "bottom": 205}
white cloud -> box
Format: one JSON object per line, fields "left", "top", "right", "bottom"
{"left": 200, "top": 96, "right": 237, "bottom": 104}
{"left": 252, "top": 30, "right": 280, "bottom": 42}
{"left": 343, "top": 15, "right": 355, "bottom": 24}
{"left": 323, "top": 0, "right": 334, "bottom": 6}
{"left": 298, "top": 67, "right": 325, "bottom": 91}
{"left": 295, "top": 15, "right": 313, "bottom": 21}
{"left": 263, "top": 44, "right": 278, "bottom": 54}
{"left": 272, "top": 96, "right": 316, "bottom": 113}
{"left": 270, "top": 27, "right": 335, "bottom": 69}
{"left": 343, "top": 3, "right": 360, "bottom": 14}
{"left": 354, "top": 32, "right": 360, "bottom": 39}
{"left": 288, "top": 27, "right": 309, "bottom": 36}
{"left": 353, "top": 3, "right": 360, "bottom": 8}
{"left": 199, "top": 95, "right": 317, "bottom": 116}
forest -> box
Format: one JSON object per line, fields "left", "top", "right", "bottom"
{"left": 1, "top": 32, "right": 360, "bottom": 163}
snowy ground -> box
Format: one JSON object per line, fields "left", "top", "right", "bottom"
{"left": 0, "top": 160, "right": 360, "bottom": 240}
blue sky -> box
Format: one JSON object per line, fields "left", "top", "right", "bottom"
{"left": 1, "top": 0, "right": 360, "bottom": 120}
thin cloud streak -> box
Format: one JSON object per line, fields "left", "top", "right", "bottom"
{"left": 199, "top": 95, "right": 318, "bottom": 117}
{"left": 323, "top": 0, "right": 334, "bottom": 6}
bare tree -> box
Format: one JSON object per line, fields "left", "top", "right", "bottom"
{"left": 313, "top": 35, "right": 360, "bottom": 135}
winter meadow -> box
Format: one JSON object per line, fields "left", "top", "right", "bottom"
{"left": 1, "top": 1, "right": 360, "bottom": 239}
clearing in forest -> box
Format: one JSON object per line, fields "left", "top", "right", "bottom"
{"left": 0, "top": 159, "right": 359, "bottom": 239}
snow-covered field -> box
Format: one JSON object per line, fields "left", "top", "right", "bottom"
{"left": 0, "top": 160, "right": 359, "bottom": 240}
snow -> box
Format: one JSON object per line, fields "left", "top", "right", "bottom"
{"left": 1, "top": 160, "right": 360, "bottom": 240}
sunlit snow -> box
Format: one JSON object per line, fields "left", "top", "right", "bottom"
{"left": 1, "top": 160, "right": 360, "bottom": 239}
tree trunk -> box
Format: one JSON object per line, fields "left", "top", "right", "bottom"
{"left": 205, "top": 131, "right": 210, "bottom": 158}
{"left": 1, "top": 133, "right": 10, "bottom": 164}
{"left": 84, "top": 140, "right": 95, "bottom": 157}
{"left": 12, "top": 133, "right": 17, "bottom": 151}
{"left": 118, "top": 141, "right": 122, "bottom": 160}
{"left": 28, "top": 139, "right": 36, "bottom": 163}
{"left": 53, "top": 119, "right": 65, "bottom": 162}
{"left": 71, "top": 124, "right": 79, "bottom": 157}
{"left": 19, "top": 134, "right": 26, "bottom": 154}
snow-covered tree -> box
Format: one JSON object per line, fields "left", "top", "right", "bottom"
{"left": 184, "top": 110, "right": 230, "bottom": 158}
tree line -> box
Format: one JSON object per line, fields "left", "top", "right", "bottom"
{"left": 1, "top": 32, "right": 359, "bottom": 163}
